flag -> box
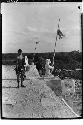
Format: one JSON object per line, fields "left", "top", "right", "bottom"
{"left": 36, "top": 41, "right": 39, "bottom": 44}
{"left": 57, "top": 29, "right": 64, "bottom": 39}
{"left": 55, "top": 41, "right": 56, "bottom": 47}
{"left": 35, "top": 47, "right": 36, "bottom": 50}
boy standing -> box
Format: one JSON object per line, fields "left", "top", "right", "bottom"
{"left": 45, "top": 59, "right": 54, "bottom": 77}
{"left": 15, "top": 49, "right": 26, "bottom": 88}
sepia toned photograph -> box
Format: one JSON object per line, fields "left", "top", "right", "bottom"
{"left": 2, "top": 1, "right": 82, "bottom": 119}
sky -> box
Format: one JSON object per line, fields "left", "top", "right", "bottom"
{"left": 2, "top": 2, "right": 82, "bottom": 53}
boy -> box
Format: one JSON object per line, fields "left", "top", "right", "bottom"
{"left": 24, "top": 56, "right": 30, "bottom": 71}
{"left": 45, "top": 59, "right": 54, "bottom": 76}
{"left": 15, "top": 49, "right": 26, "bottom": 88}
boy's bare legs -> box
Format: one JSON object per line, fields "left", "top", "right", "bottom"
{"left": 21, "top": 70, "right": 26, "bottom": 87}
{"left": 17, "top": 74, "right": 20, "bottom": 88}
{"left": 21, "top": 76, "right": 24, "bottom": 87}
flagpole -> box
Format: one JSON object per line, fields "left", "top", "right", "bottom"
{"left": 33, "top": 41, "right": 36, "bottom": 63}
{"left": 53, "top": 35, "right": 57, "bottom": 66}
{"left": 53, "top": 18, "right": 65, "bottom": 68}
{"left": 52, "top": 18, "right": 60, "bottom": 66}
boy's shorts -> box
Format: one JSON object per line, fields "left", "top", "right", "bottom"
{"left": 15, "top": 66, "right": 25, "bottom": 75}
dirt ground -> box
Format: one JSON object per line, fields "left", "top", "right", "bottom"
{"left": 2, "top": 78, "right": 80, "bottom": 118}
{"left": 2, "top": 65, "right": 82, "bottom": 118}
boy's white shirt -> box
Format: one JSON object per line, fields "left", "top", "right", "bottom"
{"left": 45, "top": 61, "right": 54, "bottom": 75}
{"left": 25, "top": 56, "right": 29, "bottom": 66}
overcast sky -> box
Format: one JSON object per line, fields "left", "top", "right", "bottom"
{"left": 2, "top": 2, "right": 82, "bottom": 53}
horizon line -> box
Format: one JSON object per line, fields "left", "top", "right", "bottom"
{"left": 2, "top": 50, "right": 81, "bottom": 54}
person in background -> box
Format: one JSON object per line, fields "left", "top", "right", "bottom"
{"left": 15, "top": 49, "right": 26, "bottom": 88}
{"left": 45, "top": 59, "right": 54, "bottom": 76}
{"left": 24, "top": 56, "right": 29, "bottom": 71}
